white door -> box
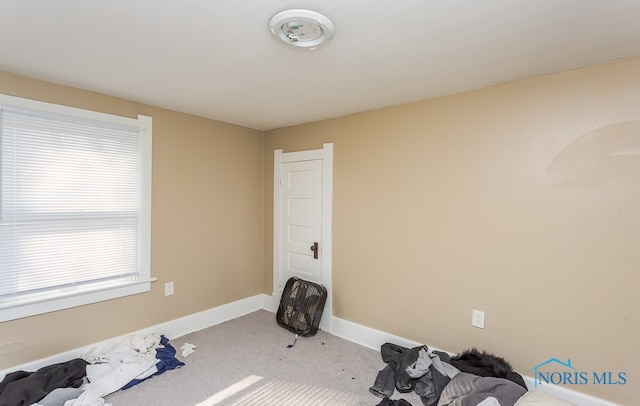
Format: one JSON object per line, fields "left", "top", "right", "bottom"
{"left": 279, "top": 159, "right": 323, "bottom": 288}
{"left": 273, "top": 144, "right": 333, "bottom": 331}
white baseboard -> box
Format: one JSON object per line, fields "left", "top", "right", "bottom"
{"left": 0, "top": 294, "right": 272, "bottom": 381}
{"left": 1, "top": 294, "right": 619, "bottom": 406}
{"left": 331, "top": 315, "right": 424, "bottom": 352}
{"left": 266, "top": 291, "right": 281, "bottom": 312}
{"left": 329, "top": 315, "right": 620, "bottom": 406}
{"left": 156, "top": 294, "right": 272, "bottom": 339}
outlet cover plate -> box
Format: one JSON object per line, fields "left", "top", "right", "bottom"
{"left": 472, "top": 309, "right": 485, "bottom": 328}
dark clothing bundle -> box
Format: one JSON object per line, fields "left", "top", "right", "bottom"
{"left": 370, "top": 343, "right": 457, "bottom": 406}
{"left": 376, "top": 343, "right": 428, "bottom": 393}
{"left": 370, "top": 343, "right": 527, "bottom": 406}
{"left": 449, "top": 348, "right": 527, "bottom": 390}
{"left": 375, "top": 398, "right": 414, "bottom": 406}
{"left": 0, "top": 358, "right": 87, "bottom": 406}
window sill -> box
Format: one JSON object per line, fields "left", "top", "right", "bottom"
{"left": 0, "top": 277, "right": 157, "bottom": 322}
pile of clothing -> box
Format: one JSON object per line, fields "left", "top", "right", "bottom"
{"left": 0, "top": 334, "right": 183, "bottom": 406}
{"left": 370, "top": 343, "right": 528, "bottom": 406}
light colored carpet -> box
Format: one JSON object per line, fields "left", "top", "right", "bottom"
{"left": 104, "top": 310, "right": 422, "bottom": 405}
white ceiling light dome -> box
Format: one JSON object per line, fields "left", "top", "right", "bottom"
{"left": 269, "top": 9, "right": 335, "bottom": 50}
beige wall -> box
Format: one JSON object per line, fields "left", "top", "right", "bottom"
{"left": 264, "top": 58, "right": 640, "bottom": 404}
{"left": 0, "top": 72, "right": 264, "bottom": 368}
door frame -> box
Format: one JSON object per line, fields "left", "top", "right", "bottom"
{"left": 273, "top": 143, "right": 333, "bottom": 332}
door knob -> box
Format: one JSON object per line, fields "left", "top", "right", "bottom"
{"left": 310, "top": 242, "right": 319, "bottom": 259}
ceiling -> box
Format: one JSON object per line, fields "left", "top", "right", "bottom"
{"left": 2, "top": 1, "right": 640, "bottom": 131}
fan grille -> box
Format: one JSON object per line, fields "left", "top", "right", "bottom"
{"left": 277, "top": 277, "right": 327, "bottom": 336}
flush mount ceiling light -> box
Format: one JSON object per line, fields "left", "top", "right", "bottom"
{"left": 269, "top": 9, "right": 335, "bottom": 50}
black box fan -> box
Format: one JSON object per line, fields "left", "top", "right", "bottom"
{"left": 276, "top": 277, "right": 327, "bottom": 337}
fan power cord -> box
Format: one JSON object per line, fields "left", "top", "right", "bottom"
{"left": 287, "top": 334, "right": 299, "bottom": 348}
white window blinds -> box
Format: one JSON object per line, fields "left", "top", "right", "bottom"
{"left": 0, "top": 96, "right": 152, "bottom": 320}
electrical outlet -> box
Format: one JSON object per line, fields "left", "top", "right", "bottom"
{"left": 472, "top": 309, "right": 485, "bottom": 329}
{"left": 165, "top": 282, "right": 174, "bottom": 296}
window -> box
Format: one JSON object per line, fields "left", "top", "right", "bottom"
{"left": 0, "top": 94, "right": 152, "bottom": 322}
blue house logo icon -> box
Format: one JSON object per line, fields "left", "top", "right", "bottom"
{"left": 528, "top": 358, "right": 578, "bottom": 387}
